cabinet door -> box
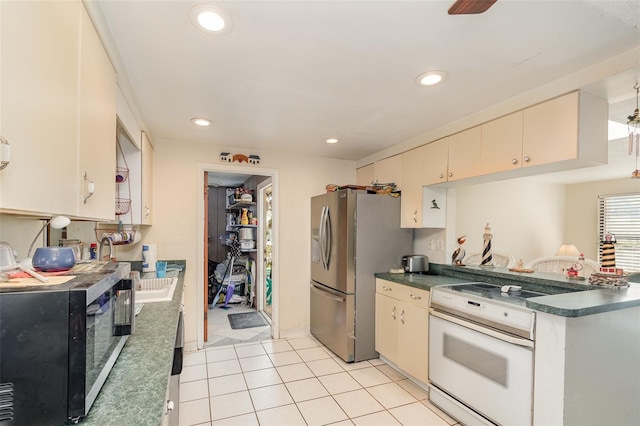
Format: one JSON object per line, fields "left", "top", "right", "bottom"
{"left": 373, "top": 155, "right": 402, "bottom": 189}
{"left": 481, "top": 111, "right": 523, "bottom": 175}
{"left": 400, "top": 148, "right": 423, "bottom": 228}
{"left": 141, "top": 132, "right": 154, "bottom": 225}
{"left": 421, "top": 138, "right": 448, "bottom": 186}
{"left": 448, "top": 127, "right": 482, "bottom": 181}
{"left": 77, "top": 5, "right": 116, "bottom": 220}
{"left": 375, "top": 292, "right": 398, "bottom": 365}
{"left": 356, "top": 164, "right": 374, "bottom": 187}
{"left": 522, "top": 92, "right": 579, "bottom": 167}
{"left": 398, "top": 303, "right": 429, "bottom": 383}
{"left": 0, "top": 1, "right": 80, "bottom": 215}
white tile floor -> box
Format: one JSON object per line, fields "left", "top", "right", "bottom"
{"left": 180, "top": 335, "right": 460, "bottom": 426}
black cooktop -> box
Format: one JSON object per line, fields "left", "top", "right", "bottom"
{"left": 439, "top": 282, "right": 549, "bottom": 306}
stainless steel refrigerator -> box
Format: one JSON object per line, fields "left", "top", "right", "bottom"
{"left": 310, "top": 189, "right": 412, "bottom": 362}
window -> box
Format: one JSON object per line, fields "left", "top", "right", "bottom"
{"left": 598, "top": 193, "right": 640, "bottom": 273}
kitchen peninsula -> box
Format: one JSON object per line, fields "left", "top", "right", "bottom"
{"left": 376, "top": 264, "right": 640, "bottom": 425}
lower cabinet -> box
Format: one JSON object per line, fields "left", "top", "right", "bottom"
{"left": 375, "top": 279, "right": 429, "bottom": 383}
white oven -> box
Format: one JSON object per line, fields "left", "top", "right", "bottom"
{"left": 428, "top": 283, "right": 539, "bottom": 426}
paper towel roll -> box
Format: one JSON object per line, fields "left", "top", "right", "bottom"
{"left": 142, "top": 244, "right": 158, "bottom": 272}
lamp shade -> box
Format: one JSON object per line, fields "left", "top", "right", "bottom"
{"left": 555, "top": 244, "right": 580, "bottom": 257}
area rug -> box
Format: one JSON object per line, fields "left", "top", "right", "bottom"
{"left": 228, "top": 312, "right": 268, "bottom": 330}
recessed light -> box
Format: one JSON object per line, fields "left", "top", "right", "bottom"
{"left": 416, "top": 70, "right": 448, "bottom": 86}
{"left": 191, "top": 117, "right": 212, "bottom": 127}
{"left": 325, "top": 138, "right": 339, "bottom": 144}
{"left": 189, "top": 5, "right": 232, "bottom": 35}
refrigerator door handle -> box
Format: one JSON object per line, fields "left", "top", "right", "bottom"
{"left": 318, "top": 206, "right": 327, "bottom": 270}
{"left": 311, "top": 283, "right": 345, "bottom": 303}
{"left": 323, "top": 206, "right": 332, "bottom": 270}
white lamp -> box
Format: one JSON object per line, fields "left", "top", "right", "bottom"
{"left": 26, "top": 216, "right": 71, "bottom": 259}
{"left": 555, "top": 243, "right": 580, "bottom": 257}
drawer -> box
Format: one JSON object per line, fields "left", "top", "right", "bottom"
{"left": 375, "top": 279, "right": 429, "bottom": 309}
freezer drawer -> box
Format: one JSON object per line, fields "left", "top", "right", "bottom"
{"left": 310, "top": 281, "right": 355, "bottom": 362}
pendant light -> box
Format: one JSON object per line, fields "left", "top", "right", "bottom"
{"left": 627, "top": 83, "right": 640, "bottom": 178}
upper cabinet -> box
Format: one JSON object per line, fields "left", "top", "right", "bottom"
{"left": 400, "top": 148, "right": 423, "bottom": 228}
{"left": 141, "top": 132, "right": 154, "bottom": 225}
{"left": 373, "top": 155, "right": 402, "bottom": 189}
{"left": 422, "top": 138, "right": 448, "bottom": 186}
{"left": 0, "top": 1, "right": 117, "bottom": 220}
{"left": 0, "top": 1, "right": 80, "bottom": 215}
{"left": 77, "top": 6, "right": 117, "bottom": 221}
{"left": 356, "top": 164, "right": 374, "bottom": 187}
{"left": 480, "top": 111, "right": 523, "bottom": 175}
{"left": 448, "top": 127, "right": 482, "bottom": 181}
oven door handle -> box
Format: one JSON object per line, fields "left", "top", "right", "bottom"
{"left": 429, "top": 309, "right": 534, "bottom": 349}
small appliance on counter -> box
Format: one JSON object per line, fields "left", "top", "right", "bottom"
{"left": 402, "top": 255, "right": 429, "bottom": 273}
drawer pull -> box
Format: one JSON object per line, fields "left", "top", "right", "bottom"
{"left": 382, "top": 286, "right": 392, "bottom": 291}
{"left": 400, "top": 310, "right": 405, "bottom": 324}
{"left": 391, "top": 306, "right": 396, "bottom": 320}
{"left": 410, "top": 294, "right": 421, "bottom": 300}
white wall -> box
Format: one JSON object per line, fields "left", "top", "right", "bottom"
{"left": 453, "top": 178, "right": 567, "bottom": 264}
{"left": 129, "top": 139, "right": 355, "bottom": 344}
{"left": 565, "top": 177, "right": 640, "bottom": 261}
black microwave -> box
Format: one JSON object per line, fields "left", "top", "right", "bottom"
{"left": 0, "top": 263, "right": 134, "bottom": 425}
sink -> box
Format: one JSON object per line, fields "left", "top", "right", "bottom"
{"left": 136, "top": 277, "right": 178, "bottom": 303}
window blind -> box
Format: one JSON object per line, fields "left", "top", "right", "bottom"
{"left": 598, "top": 193, "right": 640, "bottom": 273}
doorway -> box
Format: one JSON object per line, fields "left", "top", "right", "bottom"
{"left": 197, "top": 163, "right": 279, "bottom": 350}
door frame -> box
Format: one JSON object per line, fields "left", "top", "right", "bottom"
{"left": 256, "top": 178, "right": 272, "bottom": 321}
{"left": 196, "top": 162, "right": 279, "bottom": 349}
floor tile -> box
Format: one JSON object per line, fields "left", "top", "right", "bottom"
{"left": 284, "top": 377, "right": 329, "bottom": 402}
{"left": 249, "top": 383, "right": 294, "bottom": 411}
{"left": 349, "top": 366, "right": 392, "bottom": 387}
{"left": 210, "top": 391, "right": 254, "bottom": 421}
{"left": 208, "top": 373, "right": 247, "bottom": 397}
{"left": 207, "top": 359, "right": 242, "bottom": 378}
{"left": 376, "top": 364, "right": 406, "bottom": 381}
{"left": 396, "top": 379, "right": 429, "bottom": 401}
{"left": 179, "top": 397, "right": 211, "bottom": 425}
{"left": 336, "top": 359, "right": 372, "bottom": 371}
{"left": 183, "top": 351, "right": 207, "bottom": 367}
{"left": 255, "top": 404, "right": 306, "bottom": 426}
{"left": 297, "top": 396, "right": 349, "bottom": 426}
{"left": 351, "top": 410, "right": 402, "bottom": 425}
{"left": 235, "top": 343, "right": 267, "bottom": 358}
{"left": 368, "top": 358, "right": 385, "bottom": 366}
{"left": 206, "top": 347, "right": 237, "bottom": 362}
{"left": 180, "top": 379, "right": 210, "bottom": 402}
{"left": 389, "top": 402, "right": 450, "bottom": 426}
{"left": 261, "top": 339, "right": 294, "bottom": 354}
{"left": 297, "top": 346, "right": 332, "bottom": 362}
{"left": 276, "top": 363, "right": 315, "bottom": 382}
{"left": 181, "top": 364, "right": 209, "bottom": 383}
{"left": 306, "top": 358, "right": 344, "bottom": 377}
{"left": 239, "top": 354, "right": 274, "bottom": 372}
{"left": 288, "top": 336, "right": 320, "bottom": 349}
{"left": 243, "top": 368, "right": 282, "bottom": 389}
{"left": 333, "top": 389, "right": 385, "bottom": 418}
{"left": 317, "top": 372, "right": 362, "bottom": 395}
{"left": 210, "top": 412, "right": 258, "bottom": 425}
{"left": 268, "top": 350, "right": 303, "bottom": 366}
{"left": 367, "top": 382, "right": 416, "bottom": 409}
{"left": 326, "top": 421, "right": 354, "bottom": 426}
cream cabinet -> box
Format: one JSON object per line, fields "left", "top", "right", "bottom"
{"left": 117, "top": 129, "right": 154, "bottom": 225}
{"left": 373, "top": 155, "right": 402, "bottom": 189}
{"left": 77, "top": 6, "right": 117, "bottom": 221}
{"left": 448, "top": 127, "right": 482, "bottom": 181}
{"left": 0, "top": 0, "right": 80, "bottom": 215}
{"left": 375, "top": 279, "right": 429, "bottom": 383}
{"left": 0, "top": 1, "right": 116, "bottom": 220}
{"left": 421, "top": 138, "right": 449, "bottom": 186}
{"left": 141, "top": 132, "right": 154, "bottom": 225}
{"left": 400, "top": 148, "right": 423, "bottom": 228}
{"left": 356, "top": 164, "right": 374, "bottom": 187}
{"left": 480, "top": 111, "right": 524, "bottom": 175}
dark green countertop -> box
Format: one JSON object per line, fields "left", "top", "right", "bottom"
{"left": 376, "top": 263, "right": 640, "bottom": 318}
{"left": 81, "top": 260, "right": 185, "bottom": 426}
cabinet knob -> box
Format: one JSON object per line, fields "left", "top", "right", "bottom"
{"left": 400, "top": 310, "right": 405, "bottom": 324}
{"left": 438, "top": 173, "right": 444, "bottom": 179}
{"left": 448, "top": 172, "right": 453, "bottom": 178}
{"left": 523, "top": 156, "right": 531, "bottom": 163}
{"left": 166, "top": 400, "right": 174, "bottom": 414}
{"left": 512, "top": 159, "right": 518, "bottom": 165}
{"left": 413, "top": 210, "right": 417, "bottom": 223}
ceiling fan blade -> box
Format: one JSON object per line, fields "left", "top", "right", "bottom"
{"left": 448, "top": 0, "right": 497, "bottom": 15}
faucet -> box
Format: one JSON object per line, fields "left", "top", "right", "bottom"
{"left": 98, "top": 236, "right": 114, "bottom": 261}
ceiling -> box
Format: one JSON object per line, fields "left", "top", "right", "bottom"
{"left": 89, "top": 0, "right": 640, "bottom": 185}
